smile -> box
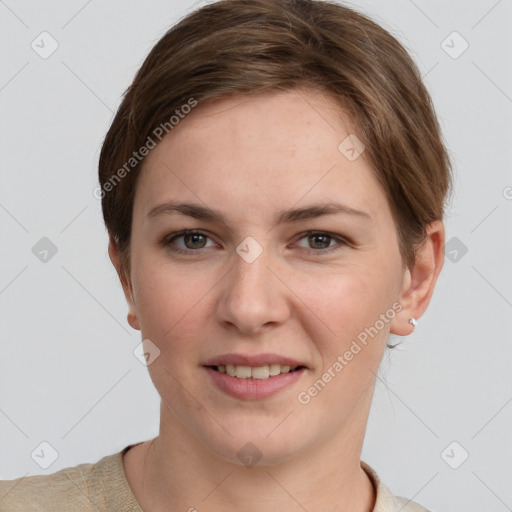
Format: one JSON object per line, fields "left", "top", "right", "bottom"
{"left": 210, "top": 364, "right": 304, "bottom": 380}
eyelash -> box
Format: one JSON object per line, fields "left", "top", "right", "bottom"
{"left": 161, "top": 229, "right": 349, "bottom": 256}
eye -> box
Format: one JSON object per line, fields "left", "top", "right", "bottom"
{"left": 161, "top": 229, "right": 348, "bottom": 256}
{"left": 163, "top": 230, "right": 217, "bottom": 254}
{"left": 294, "top": 231, "right": 347, "bottom": 254}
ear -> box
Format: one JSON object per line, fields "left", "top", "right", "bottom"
{"left": 108, "top": 237, "right": 141, "bottom": 331}
{"left": 390, "top": 220, "right": 445, "bottom": 336}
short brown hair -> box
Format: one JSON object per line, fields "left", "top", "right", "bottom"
{"left": 98, "top": 0, "right": 453, "bottom": 279}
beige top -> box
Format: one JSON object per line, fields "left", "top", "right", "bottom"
{"left": 0, "top": 443, "right": 430, "bottom": 511}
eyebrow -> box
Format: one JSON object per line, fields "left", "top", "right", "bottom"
{"left": 147, "top": 201, "right": 372, "bottom": 224}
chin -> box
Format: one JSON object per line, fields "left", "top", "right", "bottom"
{"left": 196, "top": 416, "right": 309, "bottom": 468}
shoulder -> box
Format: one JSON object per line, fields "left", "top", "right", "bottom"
{"left": 393, "top": 496, "right": 431, "bottom": 511}
{"left": 0, "top": 458, "right": 103, "bottom": 512}
{"left": 361, "top": 460, "right": 432, "bottom": 512}
{"left": 0, "top": 445, "right": 142, "bottom": 512}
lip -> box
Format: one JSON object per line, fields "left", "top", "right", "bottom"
{"left": 202, "top": 353, "right": 307, "bottom": 368}
{"left": 202, "top": 353, "right": 309, "bottom": 400}
{"left": 204, "top": 366, "right": 307, "bottom": 400}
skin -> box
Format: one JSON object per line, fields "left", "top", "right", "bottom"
{"left": 109, "top": 89, "right": 445, "bottom": 511}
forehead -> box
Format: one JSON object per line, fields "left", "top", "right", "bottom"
{"left": 162, "top": 89, "right": 355, "bottom": 156}
{"left": 134, "top": 90, "right": 387, "bottom": 223}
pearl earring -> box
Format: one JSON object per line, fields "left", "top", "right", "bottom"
{"left": 408, "top": 317, "right": 417, "bottom": 328}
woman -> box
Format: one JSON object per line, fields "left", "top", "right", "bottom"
{"left": 0, "top": 0, "right": 452, "bottom": 510}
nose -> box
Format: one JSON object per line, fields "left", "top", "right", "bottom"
{"left": 215, "top": 246, "right": 291, "bottom": 335}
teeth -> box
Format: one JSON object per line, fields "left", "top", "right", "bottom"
{"left": 269, "top": 364, "right": 281, "bottom": 376}
{"left": 216, "top": 364, "right": 297, "bottom": 379}
{"left": 251, "top": 365, "right": 270, "bottom": 379}
{"left": 235, "top": 365, "right": 252, "bottom": 379}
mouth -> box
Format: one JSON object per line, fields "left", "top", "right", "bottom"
{"left": 207, "top": 364, "right": 307, "bottom": 380}
{"left": 202, "top": 353, "right": 309, "bottom": 399}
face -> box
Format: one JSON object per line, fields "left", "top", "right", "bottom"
{"left": 117, "top": 90, "right": 411, "bottom": 465}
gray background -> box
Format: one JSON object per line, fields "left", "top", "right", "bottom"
{"left": 1, "top": 1, "right": 511, "bottom": 510}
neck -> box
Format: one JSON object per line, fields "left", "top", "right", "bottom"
{"left": 125, "top": 404, "right": 376, "bottom": 512}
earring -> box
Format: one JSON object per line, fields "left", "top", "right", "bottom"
{"left": 408, "top": 317, "right": 417, "bottom": 328}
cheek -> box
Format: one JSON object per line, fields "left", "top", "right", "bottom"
{"left": 130, "top": 259, "right": 216, "bottom": 408}
{"left": 290, "top": 260, "right": 401, "bottom": 393}
{"left": 299, "top": 263, "right": 396, "bottom": 338}
{"left": 131, "top": 255, "right": 215, "bottom": 354}
{"left": 292, "top": 270, "right": 393, "bottom": 409}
